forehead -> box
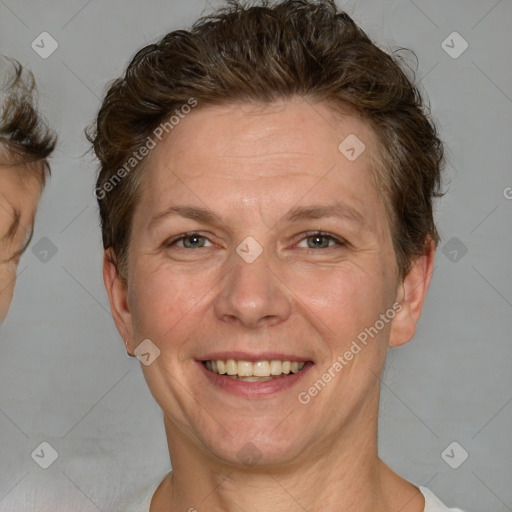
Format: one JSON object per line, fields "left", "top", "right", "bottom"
{"left": 136, "top": 98, "right": 386, "bottom": 226}
{"left": 150, "top": 99, "right": 378, "bottom": 173}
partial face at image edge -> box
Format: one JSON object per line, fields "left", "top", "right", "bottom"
{"left": 0, "top": 163, "right": 43, "bottom": 323}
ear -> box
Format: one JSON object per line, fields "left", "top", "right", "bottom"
{"left": 389, "top": 239, "right": 436, "bottom": 347}
{"left": 103, "top": 249, "right": 135, "bottom": 355}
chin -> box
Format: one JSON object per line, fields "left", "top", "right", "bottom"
{"left": 202, "top": 424, "right": 306, "bottom": 469}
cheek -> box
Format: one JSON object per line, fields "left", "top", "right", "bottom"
{"left": 128, "top": 261, "right": 215, "bottom": 339}
{"left": 291, "top": 263, "right": 391, "bottom": 334}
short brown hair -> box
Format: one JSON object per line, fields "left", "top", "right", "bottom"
{"left": 0, "top": 55, "right": 56, "bottom": 184}
{"left": 89, "top": 0, "right": 445, "bottom": 282}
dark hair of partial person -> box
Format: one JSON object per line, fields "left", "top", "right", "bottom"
{"left": 87, "top": 0, "right": 445, "bottom": 283}
{"left": 0, "top": 55, "right": 57, "bottom": 184}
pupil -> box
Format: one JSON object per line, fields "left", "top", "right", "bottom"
{"left": 185, "top": 236, "right": 203, "bottom": 248}
{"left": 309, "top": 235, "right": 327, "bottom": 249}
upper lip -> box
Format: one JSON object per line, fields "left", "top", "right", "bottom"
{"left": 198, "top": 352, "right": 313, "bottom": 363}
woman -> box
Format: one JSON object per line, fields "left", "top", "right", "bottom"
{"left": 89, "top": 1, "right": 465, "bottom": 510}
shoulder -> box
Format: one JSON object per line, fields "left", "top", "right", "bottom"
{"left": 419, "top": 486, "right": 467, "bottom": 512}
{"left": 115, "top": 474, "right": 167, "bottom": 512}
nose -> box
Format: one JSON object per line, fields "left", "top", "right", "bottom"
{"left": 213, "top": 249, "right": 292, "bottom": 329}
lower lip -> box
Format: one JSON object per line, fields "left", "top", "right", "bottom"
{"left": 197, "top": 361, "right": 314, "bottom": 398}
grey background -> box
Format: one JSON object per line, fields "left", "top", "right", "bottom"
{"left": 0, "top": 0, "right": 511, "bottom": 510}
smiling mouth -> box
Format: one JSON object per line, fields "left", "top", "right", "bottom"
{"left": 202, "top": 359, "right": 308, "bottom": 382}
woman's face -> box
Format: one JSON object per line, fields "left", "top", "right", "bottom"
{"left": 0, "top": 164, "right": 41, "bottom": 323}
{"left": 107, "top": 98, "right": 423, "bottom": 467}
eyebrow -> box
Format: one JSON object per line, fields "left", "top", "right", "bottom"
{"left": 280, "top": 201, "right": 367, "bottom": 229}
{"left": 148, "top": 205, "right": 225, "bottom": 231}
{"left": 148, "top": 201, "right": 367, "bottom": 231}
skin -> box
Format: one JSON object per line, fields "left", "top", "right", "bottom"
{"left": 104, "top": 97, "right": 435, "bottom": 512}
{"left": 0, "top": 163, "right": 42, "bottom": 323}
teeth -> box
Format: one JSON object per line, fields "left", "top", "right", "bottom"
{"left": 238, "top": 361, "right": 252, "bottom": 377}
{"left": 226, "top": 359, "right": 237, "bottom": 375}
{"left": 217, "top": 360, "right": 226, "bottom": 374}
{"left": 203, "top": 359, "right": 306, "bottom": 378}
{"left": 253, "top": 361, "right": 270, "bottom": 377}
{"left": 270, "top": 360, "right": 282, "bottom": 375}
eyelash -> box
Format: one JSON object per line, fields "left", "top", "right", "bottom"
{"left": 165, "top": 231, "right": 346, "bottom": 250}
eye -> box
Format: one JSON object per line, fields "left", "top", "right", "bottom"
{"left": 164, "top": 231, "right": 345, "bottom": 251}
{"left": 166, "top": 232, "right": 213, "bottom": 249}
{"left": 296, "top": 231, "right": 345, "bottom": 250}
